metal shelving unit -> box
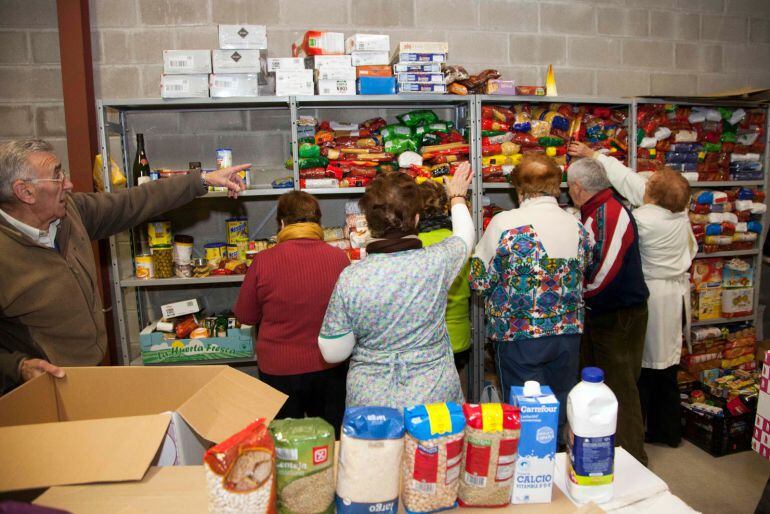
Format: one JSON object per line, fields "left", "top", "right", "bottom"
{"left": 98, "top": 94, "right": 769, "bottom": 401}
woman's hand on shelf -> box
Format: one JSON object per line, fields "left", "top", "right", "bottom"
{"left": 568, "top": 141, "right": 595, "bottom": 159}
{"left": 204, "top": 164, "right": 251, "bottom": 198}
{"left": 445, "top": 161, "right": 473, "bottom": 205}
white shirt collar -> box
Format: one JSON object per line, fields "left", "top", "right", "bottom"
{"left": 520, "top": 196, "right": 559, "bottom": 208}
{"left": 0, "top": 208, "right": 60, "bottom": 248}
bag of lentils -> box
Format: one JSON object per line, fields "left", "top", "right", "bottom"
{"left": 457, "top": 403, "right": 521, "bottom": 507}
{"left": 270, "top": 418, "right": 335, "bottom": 514}
{"left": 401, "top": 402, "right": 466, "bottom": 514}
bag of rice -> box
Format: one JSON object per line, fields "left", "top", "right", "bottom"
{"left": 270, "top": 418, "right": 335, "bottom": 514}
{"left": 457, "top": 403, "right": 521, "bottom": 507}
{"left": 401, "top": 402, "right": 466, "bottom": 514}
{"left": 336, "top": 406, "right": 405, "bottom": 514}
{"left": 204, "top": 419, "right": 277, "bottom": 514}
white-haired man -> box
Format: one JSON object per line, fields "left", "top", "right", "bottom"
{"left": 0, "top": 138, "right": 248, "bottom": 391}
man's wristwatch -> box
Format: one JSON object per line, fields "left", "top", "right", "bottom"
{"left": 200, "top": 171, "right": 209, "bottom": 189}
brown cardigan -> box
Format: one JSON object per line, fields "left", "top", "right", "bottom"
{"left": 0, "top": 172, "right": 207, "bottom": 390}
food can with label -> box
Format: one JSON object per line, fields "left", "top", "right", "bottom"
{"left": 204, "top": 242, "right": 224, "bottom": 267}
{"left": 226, "top": 243, "right": 240, "bottom": 261}
{"left": 225, "top": 217, "right": 249, "bottom": 244}
{"left": 135, "top": 254, "right": 154, "bottom": 279}
{"left": 246, "top": 250, "right": 258, "bottom": 267}
{"left": 216, "top": 148, "right": 233, "bottom": 169}
{"left": 147, "top": 220, "right": 172, "bottom": 246}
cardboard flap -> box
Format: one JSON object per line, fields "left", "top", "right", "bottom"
{"left": 0, "top": 373, "right": 59, "bottom": 427}
{"left": 0, "top": 414, "right": 170, "bottom": 492}
{"left": 177, "top": 367, "right": 288, "bottom": 443}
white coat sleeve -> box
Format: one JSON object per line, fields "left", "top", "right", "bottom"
{"left": 451, "top": 202, "right": 475, "bottom": 258}
{"left": 597, "top": 154, "right": 647, "bottom": 208}
{"left": 318, "top": 332, "right": 355, "bottom": 363}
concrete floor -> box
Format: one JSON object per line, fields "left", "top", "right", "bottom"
{"left": 646, "top": 441, "right": 770, "bottom": 514}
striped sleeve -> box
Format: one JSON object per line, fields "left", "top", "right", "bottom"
{"left": 583, "top": 202, "right": 635, "bottom": 298}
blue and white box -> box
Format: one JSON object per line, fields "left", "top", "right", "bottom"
{"left": 510, "top": 382, "right": 560, "bottom": 504}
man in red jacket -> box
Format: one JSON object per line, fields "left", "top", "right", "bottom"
{"left": 568, "top": 157, "right": 650, "bottom": 466}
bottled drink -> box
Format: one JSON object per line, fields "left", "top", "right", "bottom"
{"left": 566, "top": 367, "right": 618, "bottom": 504}
{"left": 132, "top": 133, "right": 151, "bottom": 186}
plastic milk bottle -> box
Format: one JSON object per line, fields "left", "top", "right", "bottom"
{"left": 566, "top": 367, "right": 618, "bottom": 504}
{"left": 510, "top": 381, "right": 559, "bottom": 504}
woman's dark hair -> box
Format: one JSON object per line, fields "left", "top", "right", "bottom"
{"left": 276, "top": 191, "right": 321, "bottom": 226}
{"left": 417, "top": 180, "right": 449, "bottom": 217}
{"left": 359, "top": 172, "right": 421, "bottom": 237}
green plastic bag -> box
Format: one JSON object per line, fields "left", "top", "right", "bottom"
{"left": 703, "top": 142, "right": 722, "bottom": 153}
{"left": 420, "top": 132, "right": 442, "bottom": 147}
{"left": 414, "top": 123, "right": 450, "bottom": 137}
{"left": 298, "top": 142, "right": 321, "bottom": 158}
{"left": 397, "top": 109, "right": 439, "bottom": 128}
{"left": 481, "top": 130, "right": 507, "bottom": 137}
{"left": 538, "top": 136, "right": 564, "bottom": 147}
{"left": 380, "top": 124, "right": 413, "bottom": 141}
{"left": 270, "top": 418, "right": 335, "bottom": 514}
{"left": 384, "top": 138, "right": 418, "bottom": 155}
{"left": 286, "top": 157, "right": 329, "bottom": 169}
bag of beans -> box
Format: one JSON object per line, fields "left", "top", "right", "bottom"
{"left": 270, "top": 418, "right": 335, "bottom": 514}
{"left": 336, "top": 407, "right": 405, "bottom": 514}
{"left": 204, "top": 419, "right": 277, "bottom": 514}
{"left": 457, "top": 403, "right": 521, "bottom": 507}
{"left": 401, "top": 402, "right": 466, "bottom": 514}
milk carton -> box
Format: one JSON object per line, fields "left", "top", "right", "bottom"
{"left": 510, "top": 381, "right": 559, "bottom": 504}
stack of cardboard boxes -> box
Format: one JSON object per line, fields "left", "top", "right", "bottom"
{"left": 394, "top": 42, "right": 448, "bottom": 94}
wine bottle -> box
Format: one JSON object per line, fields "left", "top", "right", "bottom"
{"left": 132, "top": 133, "right": 151, "bottom": 186}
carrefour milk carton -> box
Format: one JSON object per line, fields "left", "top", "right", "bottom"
{"left": 510, "top": 381, "right": 559, "bottom": 504}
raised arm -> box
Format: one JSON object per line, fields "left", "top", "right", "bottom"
{"left": 569, "top": 142, "right": 647, "bottom": 207}
{"left": 445, "top": 161, "right": 475, "bottom": 256}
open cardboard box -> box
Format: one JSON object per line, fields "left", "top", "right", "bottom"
{"left": 0, "top": 366, "right": 287, "bottom": 493}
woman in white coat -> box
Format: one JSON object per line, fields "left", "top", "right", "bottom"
{"left": 569, "top": 142, "right": 697, "bottom": 447}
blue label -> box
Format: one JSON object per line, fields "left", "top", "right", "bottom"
{"left": 570, "top": 434, "right": 614, "bottom": 478}
{"left": 336, "top": 496, "right": 398, "bottom": 514}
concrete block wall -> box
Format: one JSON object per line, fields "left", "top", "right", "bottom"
{"left": 1, "top": 0, "right": 770, "bottom": 170}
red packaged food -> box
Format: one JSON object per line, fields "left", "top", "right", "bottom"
{"left": 174, "top": 314, "right": 197, "bottom": 339}
{"left": 204, "top": 419, "right": 277, "bottom": 514}
{"left": 299, "top": 167, "right": 331, "bottom": 179}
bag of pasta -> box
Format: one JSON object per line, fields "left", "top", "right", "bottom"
{"left": 457, "top": 403, "right": 521, "bottom": 508}
{"left": 401, "top": 402, "right": 466, "bottom": 514}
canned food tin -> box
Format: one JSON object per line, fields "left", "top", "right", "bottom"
{"left": 216, "top": 148, "right": 233, "bottom": 169}
{"left": 135, "top": 254, "right": 154, "bottom": 279}
{"left": 226, "top": 244, "right": 240, "bottom": 261}
{"left": 236, "top": 240, "right": 248, "bottom": 261}
{"left": 151, "top": 244, "right": 174, "bottom": 278}
{"left": 150, "top": 169, "right": 160, "bottom": 181}
{"left": 246, "top": 250, "right": 258, "bottom": 267}
{"left": 225, "top": 217, "right": 249, "bottom": 244}
{"left": 204, "top": 242, "right": 225, "bottom": 267}
{"left": 147, "top": 221, "right": 172, "bottom": 246}
{"left": 173, "top": 234, "right": 194, "bottom": 264}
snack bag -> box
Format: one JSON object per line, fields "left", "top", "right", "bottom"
{"left": 401, "top": 402, "right": 466, "bottom": 514}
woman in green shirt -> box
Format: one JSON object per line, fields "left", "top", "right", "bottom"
{"left": 417, "top": 180, "right": 472, "bottom": 378}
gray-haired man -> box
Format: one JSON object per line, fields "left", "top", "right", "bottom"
{"left": 0, "top": 138, "right": 248, "bottom": 391}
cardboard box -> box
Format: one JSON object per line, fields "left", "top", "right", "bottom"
{"left": 393, "top": 62, "right": 442, "bottom": 74}
{"left": 398, "top": 82, "right": 447, "bottom": 94}
{"left": 0, "top": 366, "right": 287, "bottom": 492}
{"left": 357, "top": 76, "right": 397, "bottom": 95}
{"left": 486, "top": 79, "right": 518, "bottom": 95}
{"left": 275, "top": 70, "right": 314, "bottom": 96}
{"left": 267, "top": 57, "right": 306, "bottom": 72}
{"left": 209, "top": 73, "right": 259, "bottom": 98}
{"left": 350, "top": 51, "right": 390, "bottom": 67}
{"left": 140, "top": 324, "right": 254, "bottom": 364}
{"left": 218, "top": 24, "right": 267, "bottom": 49}
{"left": 692, "top": 258, "right": 724, "bottom": 291}
{"left": 398, "top": 41, "right": 449, "bottom": 54}
{"left": 317, "top": 79, "right": 356, "bottom": 96}
{"left": 346, "top": 34, "right": 390, "bottom": 53}
{"left": 160, "top": 75, "right": 209, "bottom": 99}
{"left": 397, "top": 72, "right": 445, "bottom": 84}
{"left": 315, "top": 67, "right": 357, "bottom": 81}
{"left": 356, "top": 65, "right": 392, "bottom": 77}
{"left": 163, "top": 50, "right": 212, "bottom": 75}
{"left": 753, "top": 350, "right": 770, "bottom": 459}
{"left": 693, "top": 288, "right": 722, "bottom": 321}
{"left": 160, "top": 298, "right": 200, "bottom": 319}
{"left": 722, "top": 287, "right": 753, "bottom": 317}
{"left": 397, "top": 52, "right": 446, "bottom": 63}
{"left": 293, "top": 31, "right": 345, "bottom": 57}
{"left": 212, "top": 49, "right": 263, "bottom": 74}
{"left": 306, "top": 54, "right": 352, "bottom": 69}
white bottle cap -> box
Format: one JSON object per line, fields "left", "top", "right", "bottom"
{"left": 523, "top": 380, "right": 541, "bottom": 397}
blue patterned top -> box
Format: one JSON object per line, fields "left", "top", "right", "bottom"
{"left": 320, "top": 236, "right": 467, "bottom": 409}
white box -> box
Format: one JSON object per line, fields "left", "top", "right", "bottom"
{"left": 350, "top": 51, "right": 390, "bottom": 67}
{"left": 162, "top": 50, "right": 211, "bottom": 75}
{"left": 267, "top": 57, "right": 306, "bottom": 72}
{"left": 160, "top": 298, "right": 200, "bottom": 319}
{"left": 209, "top": 73, "right": 259, "bottom": 98}
{"left": 314, "top": 67, "right": 357, "bottom": 81}
{"left": 275, "top": 70, "right": 314, "bottom": 96}
{"left": 307, "top": 55, "right": 352, "bottom": 69}
{"left": 218, "top": 24, "right": 267, "bottom": 49}
{"left": 399, "top": 41, "right": 449, "bottom": 54}
{"left": 317, "top": 79, "right": 356, "bottom": 96}
{"left": 160, "top": 75, "right": 209, "bottom": 99}
{"left": 346, "top": 34, "right": 390, "bottom": 53}
{"left": 212, "top": 49, "right": 262, "bottom": 74}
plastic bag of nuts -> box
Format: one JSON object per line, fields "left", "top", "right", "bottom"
{"left": 204, "top": 419, "right": 277, "bottom": 514}
{"left": 457, "top": 403, "right": 521, "bottom": 507}
{"left": 401, "top": 402, "right": 466, "bottom": 514}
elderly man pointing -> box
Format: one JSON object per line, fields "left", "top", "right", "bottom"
{"left": 0, "top": 138, "right": 248, "bottom": 391}
{"left": 570, "top": 141, "right": 697, "bottom": 454}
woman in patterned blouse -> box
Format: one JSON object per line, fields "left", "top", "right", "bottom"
{"left": 317, "top": 164, "right": 475, "bottom": 410}
{"left": 470, "top": 155, "right": 592, "bottom": 440}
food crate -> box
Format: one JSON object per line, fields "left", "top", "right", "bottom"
{"left": 139, "top": 325, "right": 254, "bottom": 364}
{"left": 681, "top": 402, "right": 754, "bottom": 456}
